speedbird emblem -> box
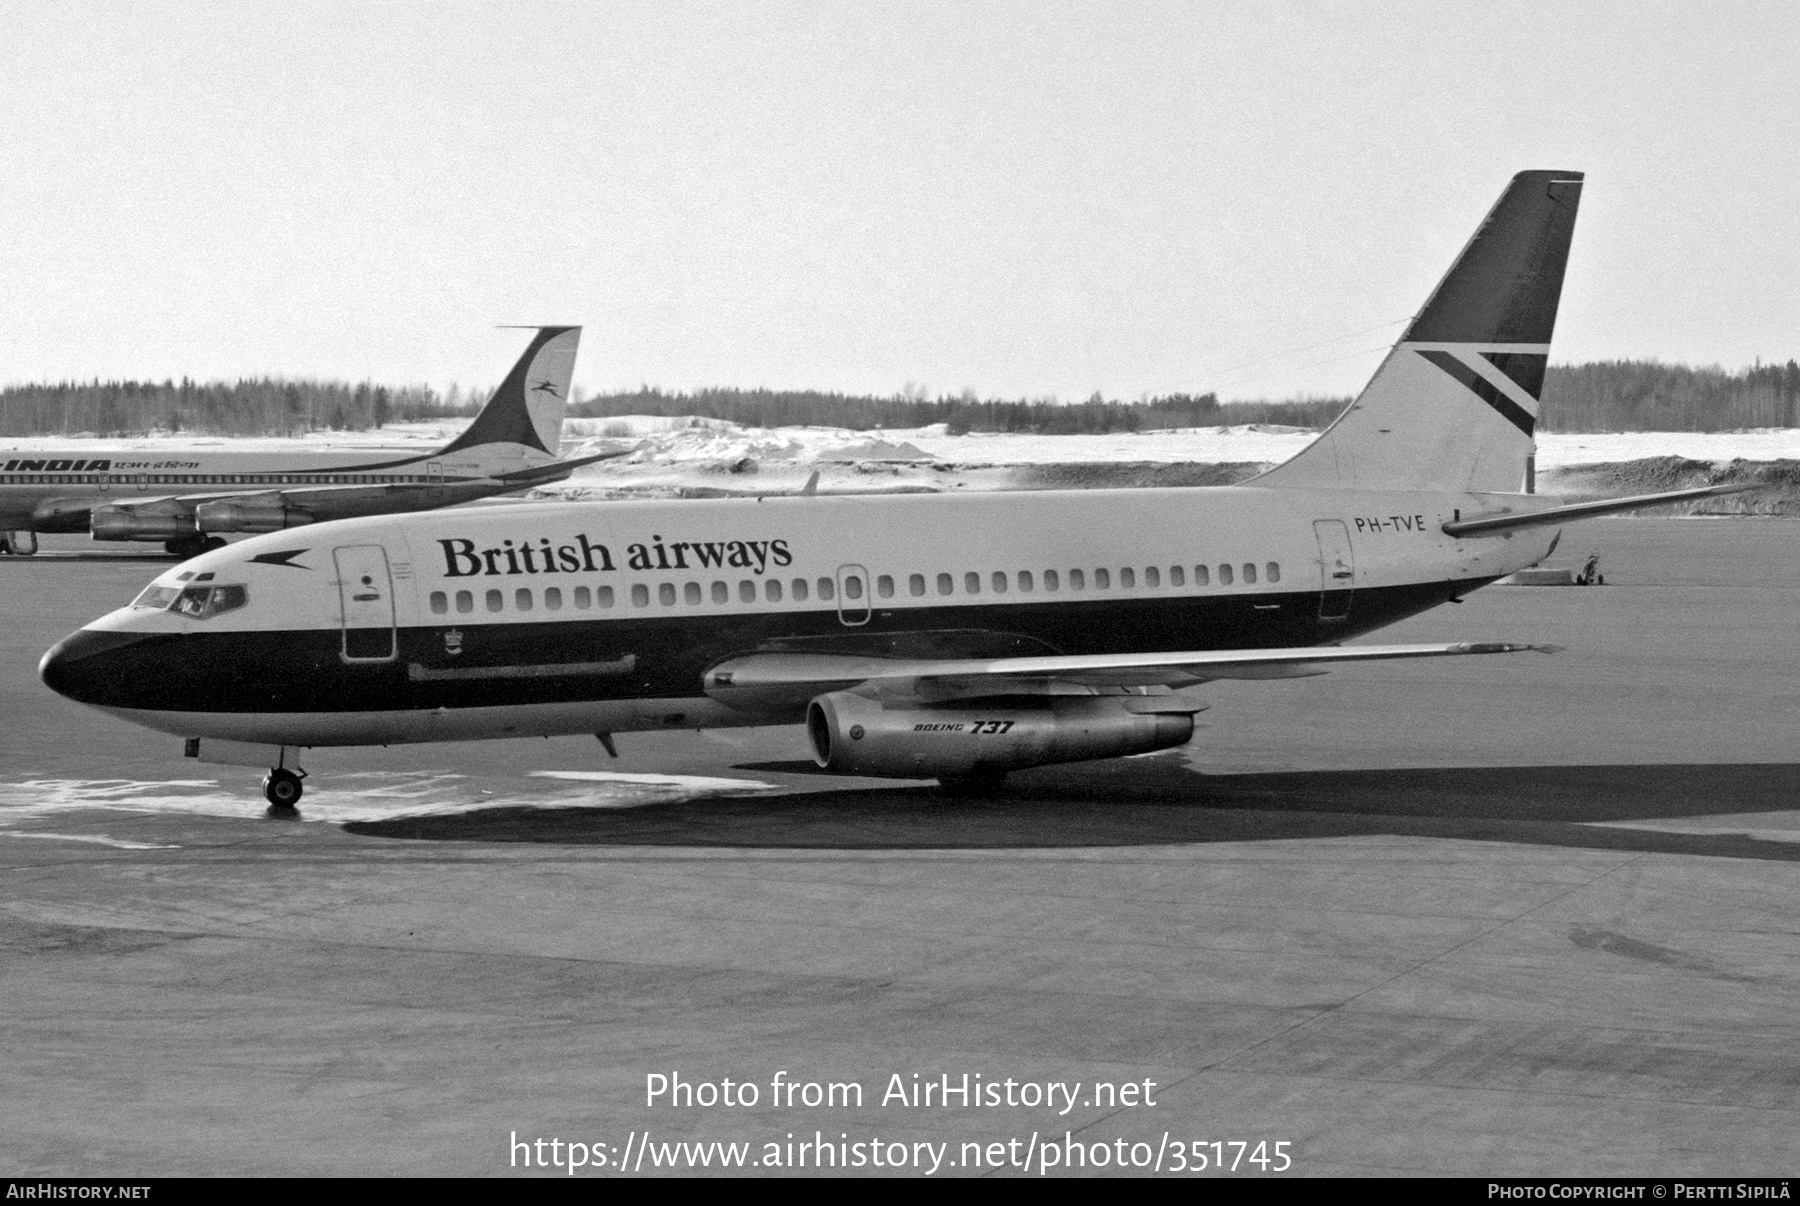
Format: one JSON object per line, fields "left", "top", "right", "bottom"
{"left": 530, "top": 379, "right": 562, "bottom": 398}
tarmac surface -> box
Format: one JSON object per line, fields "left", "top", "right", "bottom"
{"left": 4, "top": 520, "right": 1800, "bottom": 1177}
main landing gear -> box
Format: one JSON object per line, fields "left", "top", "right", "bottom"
{"left": 263, "top": 767, "right": 305, "bottom": 812}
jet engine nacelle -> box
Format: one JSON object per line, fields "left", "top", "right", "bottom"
{"left": 805, "top": 691, "right": 1195, "bottom": 780}
{"left": 193, "top": 499, "right": 314, "bottom": 533}
{"left": 89, "top": 507, "right": 196, "bottom": 542}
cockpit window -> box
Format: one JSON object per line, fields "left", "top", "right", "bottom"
{"left": 134, "top": 583, "right": 248, "bottom": 619}
{"left": 210, "top": 584, "right": 248, "bottom": 615}
{"left": 172, "top": 586, "right": 213, "bottom": 617}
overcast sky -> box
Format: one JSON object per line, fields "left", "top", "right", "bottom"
{"left": 4, "top": 1, "right": 1795, "bottom": 402}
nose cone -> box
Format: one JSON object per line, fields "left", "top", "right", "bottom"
{"left": 40, "top": 629, "right": 154, "bottom": 706}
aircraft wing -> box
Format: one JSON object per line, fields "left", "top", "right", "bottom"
{"left": 703, "top": 640, "right": 1555, "bottom": 710}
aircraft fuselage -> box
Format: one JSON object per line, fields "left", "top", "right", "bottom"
{"left": 41, "top": 485, "right": 1560, "bottom": 747}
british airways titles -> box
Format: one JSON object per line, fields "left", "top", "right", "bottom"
{"left": 438, "top": 533, "right": 795, "bottom": 579}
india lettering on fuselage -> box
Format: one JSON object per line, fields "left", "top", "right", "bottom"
{"left": 436, "top": 534, "right": 794, "bottom": 578}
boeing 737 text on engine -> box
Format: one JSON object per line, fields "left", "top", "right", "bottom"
{"left": 40, "top": 171, "right": 1744, "bottom": 809}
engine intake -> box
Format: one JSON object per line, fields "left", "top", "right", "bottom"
{"left": 806, "top": 691, "right": 1194, "bottom": 780}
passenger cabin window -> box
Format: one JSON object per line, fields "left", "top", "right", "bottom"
{"left": 597, "top": 586, "right": 614, "bottom": 607}
{"left": 1045, "top": 569, "right": 1060, "bottom": 591}
{"left": 515, "top": 588, "right": 533, "bottom": 610}
{"left": 1267, "top": 562, "right": 1281, "bottom": 583}
{"left": 817, "top": 578, "right": 835, "bottom": 601}
{"left": 1243, "top": 563, "right": 1257, "bottom": 584}
{"left": 1018, "top": 570, "right": 1034, "bottom": 592}
{"left": 1194, "top": 565, "right": 1209, "bottom": 585}
{"left": 991, "top": 572, "right": 1007, "bottom": 593}
{"left": 1120, "top": 568, "right": 1135, "bottom": 588}
{"left": 937, "top": 573, "right": 953, "bottom": 596}
{"left": 739, "top": 581, "right": 756, "bottom": 603}
{"left": 456, "top": 590, "right": 474, "bottom": 613}
{"left": 712, "top": 581, "right": 729, "bottom": 603}
{"left": 544, "top": 587, "right": 562, "bottom": 610}
{"left": 485, "top": 589, "right": 504, "bottom": 612}
{"left": 632, "top": 585, "right": 650, "bottom": 607}
{"left": 792, "top": 579, "right": 809, "bottom": 601}
{"left": 573, "top": 586, "right": 592, "bottom": 608}
{"left": 660, "top": 584, "right": 678, "bottom": 605}
{"left": 430, "top": 591, "right": 448, "bottom": 615}
{"left": 1094, "top": 568, "right": 1110, "bottom": 589}
{"left": 964, "top": 572, "right": 980, "bottom": 595}
{"left": 684, "top": 582, "right": 702, "bottom": 605}
{"left": 1070, "top": 569, "right": 1085, "bottom": 589}
{"left": 877, "top": 575, "right": 894, "bottom": 599}
{"left": 1170, "top": 566, "right": 1185, "bottom": 586}
{"left": 1144, "top": 567, "right": 1159, "bottom": 588}
{"left": 910, "top": 573, "right": 926, "bottom": 597}
{"left": 766, "top": 579, "right": 784, "bottom": 602}
{"left": 1218, "top": 564, "right": 1233, "bottom": 585}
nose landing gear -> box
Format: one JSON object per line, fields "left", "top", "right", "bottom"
{"left": 262, "top": 767, "right": 305, "bottom": 812}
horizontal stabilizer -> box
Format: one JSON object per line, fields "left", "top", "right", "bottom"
{"left": 1442, "top": 484, "right": 1751, "bottom": 536}
{"left": 491, "top": 446, "right": 640, "bottom": 483}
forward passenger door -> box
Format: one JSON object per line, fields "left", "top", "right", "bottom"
{"left": 334, "top": 544, "right": 397, "bottom": 662}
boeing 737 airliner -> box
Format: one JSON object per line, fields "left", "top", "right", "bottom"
{"left": 1, "top": 326, "right": 617, "bottom": 558}
{"left": 40, "top": 171, "right": 1743, "bottom": 808}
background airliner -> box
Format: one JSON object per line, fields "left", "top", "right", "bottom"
{"left": 1, "top": 326, "right": 613, "bottom": 558}
{"left": 41, "top": 171, "right": 1742, "bottom": 808}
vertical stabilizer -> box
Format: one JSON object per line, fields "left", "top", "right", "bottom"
{"left": 1256, "top": 171, "right": 1582, "bottom": 493}
{"left": 437, "top": 326, "right": 581, "bottom": 461}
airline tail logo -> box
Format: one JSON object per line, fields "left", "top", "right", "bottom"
{"left": 438, "top": 326, "right": 581, "bottom": 460}
{"left": 1256, "top": 171, "right": 1580, "bottom": 494}
{"left": 1413, "top": 345, "right": 1546, "bottom": 436}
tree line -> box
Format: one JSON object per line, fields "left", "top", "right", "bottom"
{"left": 0, "top": 378, "right": 457, "bottom": 438}
{"left": 569, "top": 388, "right": 1348, "bottom": 434}
{"left": 3, "top": 359, "right": 1797, "bottom": 437}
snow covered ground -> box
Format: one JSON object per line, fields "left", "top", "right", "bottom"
{"left": 558, "top": 417, "right": 1800, "bottom": 471}
{"left": 10, "top": 416, "right": 1799, "bottom": 492}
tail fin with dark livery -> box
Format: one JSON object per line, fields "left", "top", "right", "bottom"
{"left": 437, "top": 326, "right": 581, "bottom": 463}
{"left": 1256, "top": 171, "right": 1582, "bottom": 494}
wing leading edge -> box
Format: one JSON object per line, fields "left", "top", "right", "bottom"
{"left": 703, "top": 641, "right": 1557, "bottom": 712}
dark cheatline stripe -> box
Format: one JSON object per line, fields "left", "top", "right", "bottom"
{"left": 1416, "top": 350, "right": 1536, "bottom": 437}
{"left": 43, "top": 579, "right": 1486, "bottom": 716}
{"left": 1482, "top": 351, "right": 1548, "bottom": 400}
